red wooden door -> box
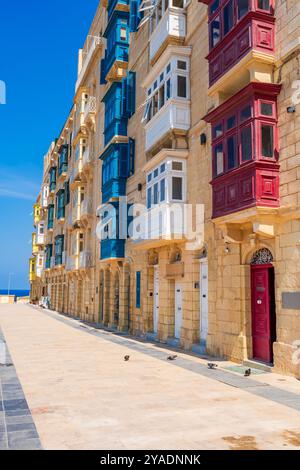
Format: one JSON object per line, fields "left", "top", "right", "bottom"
{"left": 251, "top": 265, "right": 274, "bottom": 363}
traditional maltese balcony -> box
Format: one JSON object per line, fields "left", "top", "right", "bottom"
{"left": 80, "top": 199, "right": 93, "bottom": 221}
{"left": 81, "top": 147, "right": 93, "bottom": 172}
{"left": 79, "top": 250, "right": 93, "bottom": 269}
{"left": 149, "top": 1, "right": 187, "bottom": 64}
{"left": 199, "top": 0, "right": 276, "bottom": 99}
{"left": 29, "top": 258, "right": 36, "bottom": 282}
{"left": 75, "top": 36, "right": 104, "bottom": 93}
{"left": 204, "top": 82, "right": 281, "bottom": 219}
{"left": 143, "top": 46, "right": 191, "bottom": 153}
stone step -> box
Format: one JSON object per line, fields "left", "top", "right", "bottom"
{"left": 243, "top": 359, "right": 273, "bottom": 373}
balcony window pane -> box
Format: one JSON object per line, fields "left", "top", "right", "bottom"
{"left": 261, "top": 125, "right": 274, "bottom": 158}
{"left": 261, "top": 102, "right": 273, "bottom": 116}
{"left": 120, "top": 27, "right": 127, "bottom": 41}
{"left": 172, "top": 177, "right": 183, "bottom": 200}
{"left": 154, "top": 183, "right": 159, "bottom": 204}
{"left": 237, "top": 0, "right": 249, "bottom": 19}
{"left": 172, "top": 0, "right": 184, "bottom": 7}
{"left": 177, "top": 75, "right": 187, "bottom": 98}
{"left": 160, "top": 179, "right": 166, "bottom": 202}
{"left": 177, "top": 60, "right": 187, "bottom": 70}
{"left": 257, "top": 0, "right": 270, "bottom": 11}
{"left": 215, "top": 143, "right": 224, "bottom": 176}
{"left": 227, "top": 135, "right": 238, "bottom": 170}
{"left": 153, "top": 92, "right": 158, "bottom": 116}
{"left": 147, "top": 188, "right": 152, "bottom": 209}
{"left": 210, "top": 0, "right": 220, "bottom": 16}
{"left": 160, "top": 163, "right": 166, "bottom": 173}
{"left": 166, "top": 79, "right": 171, "bottom": 100}
{"left": 227, "top": 115, "right": 236, "bottom": 130}
{"left": 213, "top": 123, "right": 223, "bottom": 139}
{"left": 223, "top": 0, "right": 234, "bottom": 36}
{"left": 241, "top": 104, "right": 252, "bottom": 122}
{"left": 241, "top": 126, "right": 252, "bottom": 161}
{"left": 210, "top": 17, "right": 220, "bottom": 48}
{"left": 172, "top": 161, "right": 183, "bottom": 171}
{"left": 159, "top": 84, "right": 165, "bottom": 108}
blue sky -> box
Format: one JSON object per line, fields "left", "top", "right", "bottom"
{"left": 0, "top": 0, "right": 99, "bottom": 289}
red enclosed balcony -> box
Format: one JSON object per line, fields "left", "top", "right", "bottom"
{"left": 199, "top": 0, "right": 275, "bottom": 95}
{"left": 204, "top": 82, "right": 281, "bottom": 219}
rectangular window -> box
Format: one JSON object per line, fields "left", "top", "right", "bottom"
{"left": 177, "top": 60, "right": 187, "bottom": 70}
{"left": 160, "top": 179, "right": 166, "bottom": 202}
{"left": 120, "top": 27, "right": 127, "bottom": 41}
{"left": 172, "top": 177, "right": 183, "bottom": 200}
{"left": 147, "top": 187, "right": 151, "bottom": 209}
{"left": 227, "top": 115, "right": 236, "bottom": 130}
{"left": 213, "top": 123, "right": 223, "bottom": 139}
{"left": 261, "top": 102, "right": 273, "bottom": 116}
{"left": 172, "top": 161, "right": 183, "bottom": 171}
{"left": 215, "top": 143, "right": 224, "bottom": 175}
{"left": 223, "top": 0, "right": 234, "bottom": 35}
{"left": 136, "top": 271, "right": 141, "bottom": 309}
{"left": 257, "top": 0, "right": 270, "bottom": 11}
{"left": 153, "top": 183, "right": 159, "bottom": 204}
{"left": 261, "top": 125, "right": 274, "bottom": 158}
{"left": 241, "top": 126, "right": 252, "bottom": 161}
{"left": 227, "top": 135, "right": 237, "bottom": 170}
{"left": 238, "top": 0, "right": 249, "bottom": 19}
{"left": 241, "top": 105, "right": 252, "bottom": 122}
{"left": 210, "top": 0, "right": 220, "bottom": 16}
{"left": 177, "top": 76, "right": 187, "bottom": 98}
{"left": 159, "top": 84, "right": 165, "bottom": 108}
{"left": 211, "top": 17, "right": 220, "bottom": 48}
{"left": 166, "top": 79, "right": 171, "bottom": 100}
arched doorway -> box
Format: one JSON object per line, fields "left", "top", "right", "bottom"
{"left": 250, "top": 248, "right": 276, "bottom": 364}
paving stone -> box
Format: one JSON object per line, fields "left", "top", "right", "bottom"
{"left": 4, "top": 399, "right": 29, "bottom": 411}
{"left": 5, "top": 415, "right": 35, "bottom": 425}
{"left": 8, "top": 438, "right": 42, "bottom": 450}
{"left": 5, "top": 409, "right": 31, "bottom": 418}
{"left": 7, "top": 422, "right": 37, "bottom": 433}
{"left": 8, "top": 429, "right": 39, "bottom": 446}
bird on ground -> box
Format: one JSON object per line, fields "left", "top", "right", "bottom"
{"left": 124, "top": 355, "right": 130, "bottom": 362}
{"left": 207, "top": 363, "right": 218, "bottom": 370}
{"left": 244, "top": 368, "right": 251, "bottom": 377}
{"left": 167, "top": 355, "right": 178, "bottom": 361}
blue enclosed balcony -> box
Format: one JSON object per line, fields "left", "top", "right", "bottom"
{"left": 103, "top": 82, "right": 128, "bottom": 146}
{"left": 47, "top": 204, "right": 54, "bottom": 230}
{"left": 58, "top": 145, "right": 69, "bottom": 178}
{"left": 101, "top": 10, "right": 130, "bottom": 82}
{"left": 49, "top": 167, "right": 57, "bottom": 192}
{"left": 101, "top": 139, "right": 135, "bottom": 203}
{"left": 45, "top": 244, "right": 53, "bottom": 270}
{"left": 101, "top": 239, "right": 125, "bottom": 260}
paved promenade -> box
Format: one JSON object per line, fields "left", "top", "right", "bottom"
{"left": 0, "top": 304, "right": 300, "bottom": 450}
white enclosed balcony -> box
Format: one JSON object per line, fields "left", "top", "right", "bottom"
{"left": 75, "top": 36, "right": 103, "bottom": 92}
{"left": 79, "top": 251, "right": 92, "bottom": 269}
{"left": 149, "top": 6, "right": 186, "bottom": 63}
{"left": 145, "top": 99, "right": 190, "bottom": 151}
{"left": 80, "top": 199, "right": 93, "bottom": 219}
{"left": 142, "top": 46, "right": 191, "bottom": 152}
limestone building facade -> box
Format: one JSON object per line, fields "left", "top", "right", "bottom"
{"left": 30, "top": 0, "right": 300, "bottom": 378}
